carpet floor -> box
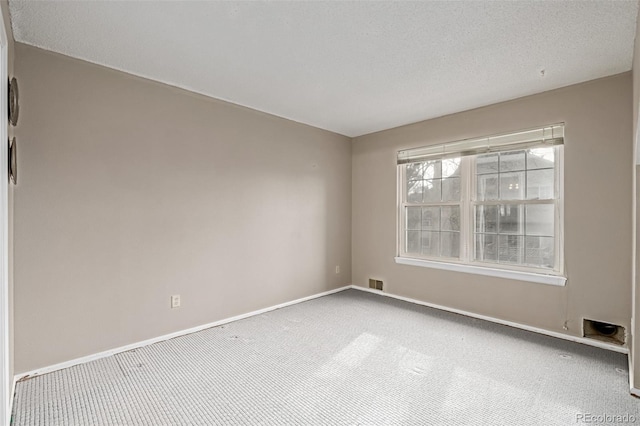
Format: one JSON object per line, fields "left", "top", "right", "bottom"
{"left": 11, "top": 289, "right": 639, "bottom": 425}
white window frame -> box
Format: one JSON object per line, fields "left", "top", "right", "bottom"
{"left": 396, "top": 128, "right": 566, "bottom": 287}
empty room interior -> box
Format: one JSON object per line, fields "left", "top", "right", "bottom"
{"left": 2, "top": 0, "right": 640, "bottom": 424}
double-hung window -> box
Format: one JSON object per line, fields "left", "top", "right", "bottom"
{"left": 397, "top": 125, "right": 564, "bottom": 284}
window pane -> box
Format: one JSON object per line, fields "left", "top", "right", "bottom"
{"left": 525, "top": 236, "right": 554, "bottom": 268}
{"left": 475, "top": 205, "right": 498, "bottom": 233}
{"left": 477, "top": 153, "right": 499, "bottom": 174}
{"left": 405, "top": 162, "right": 441, "bottom": 181}
{"left": 405, "top": 163, "right": 422, "bottom": 181}
{"left": 421, "top": 161, "right": 442, "bottom": 180}
{"left": 499, "top": 235, "right": 524, "bottom": 264}
{"left": 500, "top": 172, "right": 525, "bottom": 200}
{"left": 423, "top": 179, "right": 441, "bottom": 202}
{"left": 421, "top": 231, "right": 440, "bottom": 257}
{"left": 475, "top": 234, "right": 498, "bottom": 262}
{"left": 406, "top": 207, "right": 421, "bottom": 230}
{"left": 500, "top": 150, "right": 526, "bottom": 172}
{"left": 441, "top": 232, "right": 460, "bottom": 258}
{"left": 525, "top": 204, "right": 554, "bottom": 236}
{"left": 527, "top": 147, "right": 555, "bottom": 170}
{"left": 442, "top": 177, "right": 461, "bottom": 201}
{"left": 421, "top": 207, "right": 440, "bottom": 231}
{"left": 407, "top": 180, "right": 423, "bottom": 203}
{"left": 477, "top": 174, "right": 499, "bottom": 200}
{"left": 526, "top": 168, "right": 554, "bottom": 200}
{"left": 441, "top": 206, "right": 460, "bottom": 231}
{"left": 498, "top": 205, "right": 523, "bottom": 234}
{"left": 406, "top": 230, "right": 421, "bottom": 254}
{"left": 442, "top": 158, "right": 461, "bottom": 178}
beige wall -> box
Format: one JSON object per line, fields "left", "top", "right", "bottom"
{"left": 353, "top": 73, "right": 632, "bottom": 341}
{"left": 13, "top": 43, "right": 352, "bottom": 373}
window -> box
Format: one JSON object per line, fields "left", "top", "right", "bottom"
{"left": 405, "top": 158, "right": 462, "bottom": 258}
{"left": 398, "top": 125, "right": 564, "bottom": 279}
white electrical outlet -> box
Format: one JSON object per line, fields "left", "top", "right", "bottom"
{"left": 171, "top": 295, "right": 181, "bottom": 309}
{"left": 335, "top": 265, "right": 340, "bottom": 274}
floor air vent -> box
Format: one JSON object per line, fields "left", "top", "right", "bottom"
{"left": 369, "top": 279, "right": 383, "bottom": 291}
{"left": 583, "top": 319, "right": 625, "bottom": 346}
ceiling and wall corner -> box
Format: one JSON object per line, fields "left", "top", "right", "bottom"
{"left": 6, "top": 0, "right": 639, "bottom": 137}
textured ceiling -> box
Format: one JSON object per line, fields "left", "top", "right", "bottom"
{"left": 8, "top": 1, "right": 640, "bottom": 137}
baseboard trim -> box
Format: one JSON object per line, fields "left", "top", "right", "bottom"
{"left": 629, "top": 351, "right": 635, "bottom": 395}
{"left": 14, "top": 285, "right": 352, "bottom": 381}
{"left": 15, "top": 284, "right": 628, "bottom": 382}
{"left": 350, "top": 285, "right": 629, "bottom": 354}
{"left": 631, "top": 387, "right": 640, "bottom": 398}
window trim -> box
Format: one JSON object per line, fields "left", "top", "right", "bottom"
{"left": 397, "top": 135, "right": 565, "bottom": 283}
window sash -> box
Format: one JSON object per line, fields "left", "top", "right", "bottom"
{"left": 398, "top": 146, "right": 563, "bottom": 276}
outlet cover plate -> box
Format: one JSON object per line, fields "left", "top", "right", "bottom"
{"left": 171, "top": 295, "right": 181, "bottom": 309}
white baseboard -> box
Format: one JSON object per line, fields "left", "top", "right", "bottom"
{"left": 15, "top": 285, "right": 352, "bottom": 381}
{"left": 629, "top": 351, "right": 635, "bottom": 395}
{"left": 350, "top": 285, "right": 629, "bottom": 354}
{"left": 14, "top": 283, "right": 629, "bottom": 384}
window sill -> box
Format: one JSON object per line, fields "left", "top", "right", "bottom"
{"left": 394, "top": 257, "right": 566, "bottom": 286}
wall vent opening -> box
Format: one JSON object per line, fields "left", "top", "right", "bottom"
{"left": 583, "top": 319, "right": 625, "bottom": 346}
{"left": 369, "top": 279, "right": 383, "bottom": 291}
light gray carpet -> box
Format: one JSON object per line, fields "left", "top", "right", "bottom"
{"left": 11, "top": 289, "right": 639, "bottom": 425}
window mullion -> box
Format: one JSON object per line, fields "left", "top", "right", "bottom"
{"left": 461, "top": 157, "right": 472, "bottom": 263}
